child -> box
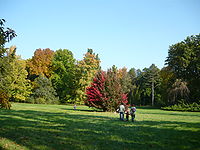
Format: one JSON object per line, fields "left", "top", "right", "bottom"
{"left": 130, "top": 104, "right": 136, "bottom": 122}
{"left": 73, "top": 104, "right": 77, "bottom": 110}
{"left": 125, "top": 107, "right": 130, "bottom": 121}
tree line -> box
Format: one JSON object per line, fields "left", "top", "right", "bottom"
{"left": 0, "top": 19, "right": 199, "bottom": 110}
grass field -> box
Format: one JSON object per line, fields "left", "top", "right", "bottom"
{"left": 0, "top": 103, "right": 200, "bottom": 150}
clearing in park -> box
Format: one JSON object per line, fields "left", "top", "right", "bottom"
{"left": 0, "top": 103, "right": 200, "bottom": 150}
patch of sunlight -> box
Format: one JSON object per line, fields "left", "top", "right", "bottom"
{"left": 175, "top": 126, "right": 200, "bottom": 132}
{"left": 76, "top": 128, "right": 90, "bottom": 132}
{"left": 0, "top": 137, "right": 28, "bottom": 150}
{"left": 109, "top": 135, "right": 123, "bottom": 142}
{"left": 20, "top": 126, "right": 63, "bottom": 133}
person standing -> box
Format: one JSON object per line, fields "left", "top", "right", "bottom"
{"left": 130, "top": 104, "right": 136, "bottom": 122}
{"left": 119, "top": 103, "right": 125, "bottom": 121}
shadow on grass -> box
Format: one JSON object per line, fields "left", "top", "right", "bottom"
{"left": 61, "top": 108, "right": 103, "bottom": 112}
{"left": 0, "top": 109, "right": 200, "bottom": 150}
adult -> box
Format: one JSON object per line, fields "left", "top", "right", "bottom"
{"left": 119, "top": 103, "right": 125, "bottom": 121}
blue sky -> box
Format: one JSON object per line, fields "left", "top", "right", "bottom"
{"left": 1, "top": 0, "right": 199, "bottom": 70}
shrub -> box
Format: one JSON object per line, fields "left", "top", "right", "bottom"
{"left": 161, "top": 102, "right": 200, "bottom": 112}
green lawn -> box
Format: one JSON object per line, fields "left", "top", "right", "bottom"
{"left": 0, "top": 103, "right": 200, "bottom": 150}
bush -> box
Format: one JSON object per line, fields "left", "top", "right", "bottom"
{"left": 161, "top": 102, "right": 200, "bottom": 112}
{"left": 27, "top": 96, "right": 59, "bottom": 104}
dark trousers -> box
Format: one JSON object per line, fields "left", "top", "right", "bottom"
{"left": 119, "top": 112, "right": 124, "bottom": 121}
{"left": 131, "top": 114, "right": 135, "bottom": 122}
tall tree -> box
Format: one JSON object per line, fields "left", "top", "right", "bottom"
{"left": 8, "top": 46, "right": 32, "bottom": 102}
{"left": 0, "top": 19, "right": 17, "bottom": 109}
{"left": 160, "top": 66, "right": 175, "bottom": 105}
{"left": 128, "top": 68, "right": 139, "bottom": 105}
{"left": 136, "top": 64, "right": 161, "bottom": 106}
{"left": 51, "top": 49, "right": 77, "bottom": 103}
{"left": 104, "top": 66, "right": 128, "bottom": 111}
{"left": 0, "top": 19, "right": 17, "bottom": 57}
{"left": 86, "top": 71, "right": 107, "bottom": 111}
{"left": 86, "top": 67, "right": 128, "bottom": 112}
{"left": 76, "top": 49, "right": 100, "bottom": 104}
{"left": 26, "top": 48, "right": 54, "bottom": 79}
{"left": 166, "top": 34, "right": 200, "bottom": 102}
{"left": 145, "top": 64, "right": 161, "bottom": 106}
{"left": 118, "top": 67, "right": 132, "bottom": 94}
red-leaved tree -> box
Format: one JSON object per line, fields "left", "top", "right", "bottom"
{"left": 86, "top": 71, "right": 107, "bottom": 111}
{"left": 86, "top": 67, "right": 128, "bottom": 112}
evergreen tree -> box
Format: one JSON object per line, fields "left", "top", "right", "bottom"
{"left": 29, "top": 75, "right": 59, "bottom": 104}
{"left": 135, "top": 64, "right": 161, "bottom": 106}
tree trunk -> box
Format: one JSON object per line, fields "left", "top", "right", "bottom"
{"left": 152, "top": 82, "right": 154, "bottom": 106}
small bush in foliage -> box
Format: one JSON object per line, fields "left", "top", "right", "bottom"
{"left": 0, "top": 91, "right": 11, "bottom": 109}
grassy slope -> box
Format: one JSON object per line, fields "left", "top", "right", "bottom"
{"left": 0, "top": 103, "right": 200, "bottom": 150}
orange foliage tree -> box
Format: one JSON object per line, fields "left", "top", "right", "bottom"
{"left": 26, "top": 48, "right": 54, "bottom": 79}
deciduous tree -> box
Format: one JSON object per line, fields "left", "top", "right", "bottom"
{"left": 166, "top": 34, "right": 200, "bottom": 102}
{"left": 0, "top": 19, "right": 17, "bottom": 109}
{"left": 76, "top": 49, "right": 100, "bottom": 104}
{"left": 86, "top": 66, "right": 128, "bottom": 112}
{"left": 26, "top": 48, "right": 54, "bottom": 79}
{"left": 51, "top": 49, "right": 77, "bottom": 103}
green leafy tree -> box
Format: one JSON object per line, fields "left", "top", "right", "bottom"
{"left": 145, "top": 64, "right": 161, "bottom": 106}
{"left": 169, "top": 79, "right": 190, "bottom": 104}
{"left": 28, "top": 75, "right": 59, "bottom": 104}
{"left": 0, "top": 19, "right": 17, "bottom": 109}
{"left": 51, "top": 49, "right": 77, "bottom": 103}
{"left": 166, "top": 34, "right": 200, "bottom": 102}
{"left": 0, "top": 19, "right": 17, "bottom": 57}
{"left": 136, "top": 64, "right": 161, "bottom": 106}
{"left": 118, "top": 67, "right": 132, "bottom": 94}
{"left": 128, "top": 68, "right": 140, "bottom": 105}
{"left": 160, "top": 66, "right": 175, "bottom": 105}
{"left": 8, "top": 46, "right": 32, "bottom": 102}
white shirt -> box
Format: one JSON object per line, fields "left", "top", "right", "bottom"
{"left": 119, "top": 104, "right": 125, "bottom": 113}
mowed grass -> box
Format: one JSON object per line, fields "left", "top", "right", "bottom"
{"left": 0, "top": 103, "right": 200, "bottom": 150}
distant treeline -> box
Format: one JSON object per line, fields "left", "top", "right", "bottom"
{"left": 0, "top": 19, "right": 199, "bottom": 110}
